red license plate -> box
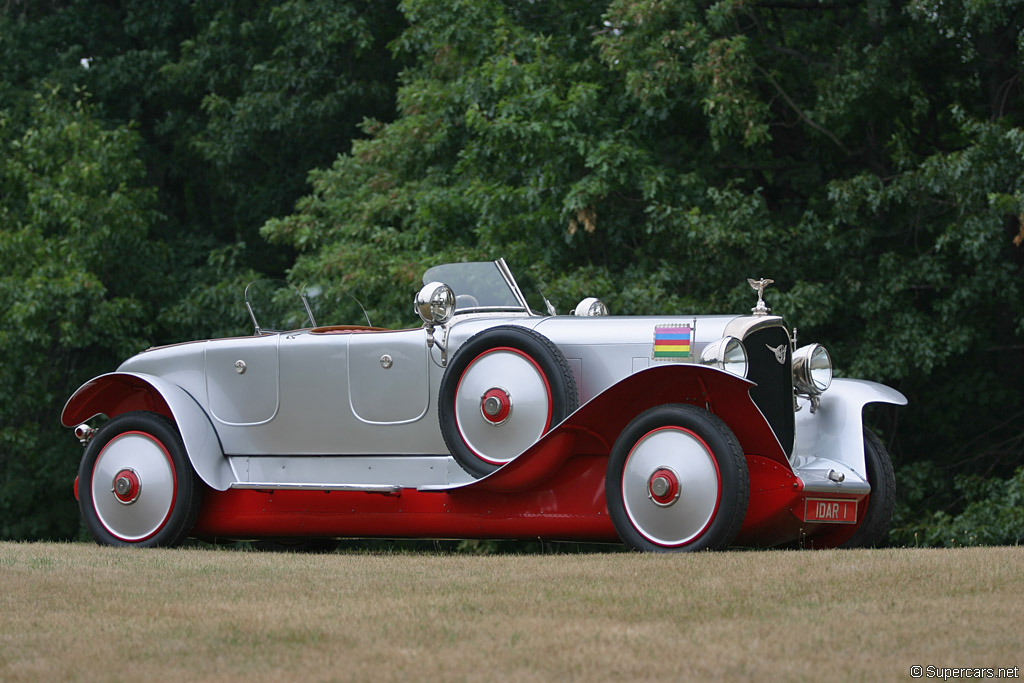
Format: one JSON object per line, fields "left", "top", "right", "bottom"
{"left": 804, "top": 498, "right": 858, "bottom": 524}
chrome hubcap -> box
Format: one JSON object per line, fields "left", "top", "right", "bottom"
{"left": 480, "top": 387, "right": 512, "bottom": 425}
{"left": 648, "top": 467, "right": 680, "bottom": 507}
{"left": 622, "top": 427, "right": 721, "bottom": 546}
{"left": 112, "top": 468, "right": 141, "bottom": 505}
{"left": 91, "top": 432, "right": 177, "bottom": 542}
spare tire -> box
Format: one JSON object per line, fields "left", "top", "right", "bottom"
{"left": 439, "top": 326, "right": 579, "bottom": 477}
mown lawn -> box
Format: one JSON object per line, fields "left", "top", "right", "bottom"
{"left": 1, "top": 543, "right": 1021, "bottom": 681}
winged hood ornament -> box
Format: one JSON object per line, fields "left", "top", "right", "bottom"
{"left": 747, "top": 277, "right": 774, "bottom": 316}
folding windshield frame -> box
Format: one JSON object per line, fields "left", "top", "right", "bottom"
{"left": 422, "top": 258, "right": 532, "bottom": 315}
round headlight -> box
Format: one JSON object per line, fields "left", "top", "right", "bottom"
{"left": 793, "top": 343, "right": 832, "bottom": 395}
{"left": 573, "top": 297, "right": 609, "bottom": 316}
{"left": 415, "top": 282, "right": 455, "bottom": 325}
{"left": 700, "top": 336, "right": 748, "bottom": 378}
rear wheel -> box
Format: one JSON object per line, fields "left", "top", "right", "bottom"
{"left": 607, "top": 404, "right": 748, "bottom": 552}
{"left": 78, "top": 411, "right": 201, "bottom": 547}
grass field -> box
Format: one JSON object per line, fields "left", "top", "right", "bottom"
{"left": 1, "top": 543, "right": 1021, "bottom": 682}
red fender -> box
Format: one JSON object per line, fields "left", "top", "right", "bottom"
{"left": 459, "top": 363, "right": 790, "bottom": 494}
{"left": 63, "top": 372, "right": 233, "bottom": 491}
{"left": 191, "top": 366, "right": 799, "bottom": 543}
{"left": 62, "top": 373, "right": 173, "bottom": 426}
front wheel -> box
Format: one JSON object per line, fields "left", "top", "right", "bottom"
{"left": 78, "top": 411, "right": 201, "bottom": 547}
{"left": 606, "top": 404, "right": 749, "bottom": 552}
{"left": 839, "top": 429, "right": 895, "bottom": 548}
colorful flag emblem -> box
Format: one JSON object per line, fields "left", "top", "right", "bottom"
{"left": 653, "top": 325, "right": 692, "bottom": 361}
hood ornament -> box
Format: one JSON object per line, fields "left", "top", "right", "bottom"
{"left": 747, "top": 278, "right": 774, "bottom": 316}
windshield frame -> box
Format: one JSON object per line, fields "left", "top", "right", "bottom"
{"left": 422, "top": 258, "right": 533, "bottom": 316}
{"left": 244, "top": 279, "right": 317, "bottom": 335}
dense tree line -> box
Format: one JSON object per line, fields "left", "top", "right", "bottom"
{"left": 0, "top": 0, "right": 404, "bottom": 537}
{"left": 2, "top": 0, "right": 1021, "bottom": 545}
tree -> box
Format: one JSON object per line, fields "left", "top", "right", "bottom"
{"left": 0, "top": 87, "right": 161, "bottom": 538}
{"left": 1, "top": 1, "right": 407, "bottom": 539}
{"left": 265, "top": 0, "right": 1024, "bottom": 543}
{"left": 2, "top": 0, "right": 404, "bottom": 329}
{"left": 3, "top": 0, "right": 1021, "bottom": 543}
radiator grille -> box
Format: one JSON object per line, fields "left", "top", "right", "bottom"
{"left": 742, "top": 326, "right": 794, "bottom": 456}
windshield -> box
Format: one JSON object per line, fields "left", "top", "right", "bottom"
{"left": 244, "top": 279, "right": 316, "bottom": 334}
{"left": 422, "top": 260, "right": 530, "bottom": 313}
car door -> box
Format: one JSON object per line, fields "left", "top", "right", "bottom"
{"left": 347, "top": 329, "right": 432, "bottom": 425}
{"left": 211, "top": 327, "right": 441, "bottom": 456}
{"left": 205, "top": 334, "right": 280, "bottom": 426}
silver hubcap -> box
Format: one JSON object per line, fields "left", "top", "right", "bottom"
{"left": 622, "top": 427, "right": 721, "bottom": 546}
{"left": 91, "top": 432, "right": 177, "bottom": 541}
{"left": 455, "top": 348, "right": 551, "bottom": 464}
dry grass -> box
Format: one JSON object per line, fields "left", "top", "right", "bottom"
{"left": 1, "top": 543, "right": 1021, "bottom": 682}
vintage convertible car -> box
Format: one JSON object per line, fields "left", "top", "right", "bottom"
{"left": 63, "top": 259, "right": 906, "bottom": 551}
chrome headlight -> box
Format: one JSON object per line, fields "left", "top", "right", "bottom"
{"left": 573, "top": 297, "right": 609, "bottom": 316}
{"left": 415, "top": 282, "right": 455, "bottom": 325}
{"left": 793, "top": 343, "right": 832, "bottom": 394}
{"left": 700, "top": 336, "right": 748, "bottom": 378}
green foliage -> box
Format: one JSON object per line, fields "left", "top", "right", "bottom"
{"left": 2, "top": 0, "right": 404, "bottom": 284}
{"left": 0, "top": 87, "right": 161, "bottom": 538}
{"left": 160, "top": 0, "right": 404, "bottom": 263}
{"left": 894, "top": 467, "right": 1024, "bottom": 547}
{"left": 1, "top": 1, "right": 406, "bottom": 539}
{"left": 265, "top": 0, "right": 1023, "bottom": 545}
{"left": 2, "top": 0, "right": 1023, "bottom": 544}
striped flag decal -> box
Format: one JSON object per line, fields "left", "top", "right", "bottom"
{"left": 653, "top": 325, "right": 692, "bottom": 361}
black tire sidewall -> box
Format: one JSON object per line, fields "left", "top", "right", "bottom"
{"left": 607, "top": 404, "right": 749, "bottom": 552}
{"left": 439, "top": 325, "right": 578, "bottom": 478}
{"left": 839, "top": 429, "right": 896, "bottom": 548}
{"left": 78, "top": 411, "right": 200, "bottom": 547}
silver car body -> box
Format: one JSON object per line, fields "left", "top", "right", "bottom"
{"left": 64, "top": 260, "right": 905, "bottom": 504}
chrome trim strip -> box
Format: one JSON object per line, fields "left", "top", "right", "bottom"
{"left": 793, "top": 457, "right": 871, "bottom": 494}
{"left": 230, "top": 482, "right": 403, "bottom": 493}
{"left": 227, "top": 455, "right": 477, "bottom": 489}
{"left": 800, "top": 480, "right": 871, "bottom": 495}
{"left": 723, "top": 315, "right": 787, "bottom": 341}
{"left": 495, "top": 257, "right": 531, "bottom": 311}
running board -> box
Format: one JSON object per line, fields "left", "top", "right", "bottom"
{"left": 229, "top": 482, "right": 403, "bottom": 495}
